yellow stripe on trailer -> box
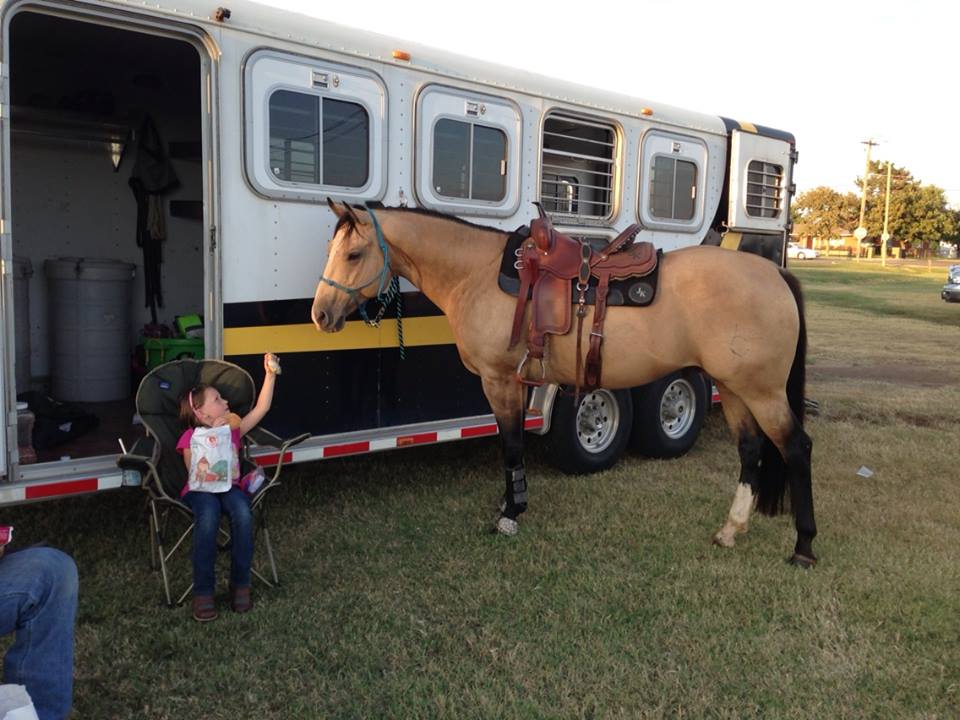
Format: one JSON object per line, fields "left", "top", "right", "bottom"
{"left": 223, "top": 316, "right": 456, "bottom": 355}
{"left": 738, "top": 120, "right": 758, "bottom": 133}
{"left": 720, "top": 232, "right": 742, "bottom": 251}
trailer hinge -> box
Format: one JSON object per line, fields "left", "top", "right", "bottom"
{"left": 6, "top": 423, "right": 17, "bottom": 453}
{"left": 208, "top": 225, "right": 217, "bottom": 252}
{"left": 789, "top": 148, "right": 799, "bottom": 164}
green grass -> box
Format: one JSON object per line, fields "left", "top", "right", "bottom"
{"left": 3, "top": 261, "right": 959, "bottom": 719}
{"left": 791, "top": 260, "right": 960, "bottom": 326}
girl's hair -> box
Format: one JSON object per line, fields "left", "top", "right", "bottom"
{"left": 178, "top": 383, "right": 211, "bottom": 428}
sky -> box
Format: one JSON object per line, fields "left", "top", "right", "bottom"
{"left": 256, "top": 0, "right": 960, "bottom": 208}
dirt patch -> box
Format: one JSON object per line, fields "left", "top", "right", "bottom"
{"left": 810, "top": 364, "right": 956, "bottom": 387}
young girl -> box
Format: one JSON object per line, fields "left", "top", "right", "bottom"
{"left": 176, "top": 353, "right": 279, "bottom": 622}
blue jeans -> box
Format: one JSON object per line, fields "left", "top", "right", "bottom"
{"left": 0, "top": 547, "right": 78, "bottom": 720}
{"left": 183, "top": 487, "right": 253, "bottom": 595}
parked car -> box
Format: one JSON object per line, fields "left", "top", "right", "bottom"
{"left": 941, "top": 265, "right": 960, "bottom": 302}
{"left": 787, "top": 242, "right": 818, "bottom": 260}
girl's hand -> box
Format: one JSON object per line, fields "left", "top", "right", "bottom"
{"left": 264, "top": 352, "right": 282, "bottom": 375}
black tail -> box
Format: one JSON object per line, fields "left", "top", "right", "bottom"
{"left": 755, "top": 269, "right": 807, "bottom": 516}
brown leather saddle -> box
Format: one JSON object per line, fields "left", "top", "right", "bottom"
{"left": 508, "top": 207, "right": 659, "bottom": 393}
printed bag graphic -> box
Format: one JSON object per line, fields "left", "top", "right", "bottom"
{"left": 188, "top": 425, "right": 235, "bottom": 493}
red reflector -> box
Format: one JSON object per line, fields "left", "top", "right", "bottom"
{"left": 398, "top": 432, "right": 437, "bottom": 447}
{"left": 26, "top": 478, "right": 99, "bottom": 499}
{"left": 255, "top": 452, "right": 293, "bottom": 466}
{"left": 324, "top": 441, "right": 370, "bottom": 457}
{"left": 462, "top": 424, "right": 498, "bottom": 438}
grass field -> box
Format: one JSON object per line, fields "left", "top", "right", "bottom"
{"left": 3, "top": 260, "right": 959, "bottom": 719}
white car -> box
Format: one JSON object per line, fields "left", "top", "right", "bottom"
{"left": 787, "top": 242, "right": 818, "bottom": 260}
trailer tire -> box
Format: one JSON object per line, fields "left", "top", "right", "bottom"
{"left": 630, "top": 369, "right": 707, "bottom": 458}
{"left": 544, "top": 388, "right": 633, "bottom": 474}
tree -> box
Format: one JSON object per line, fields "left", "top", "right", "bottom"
{"left": 792, "top": 186, "right": 859, "bottom": 242}
{"left": 796, "top": 161, "right": 957, "bottom": 257}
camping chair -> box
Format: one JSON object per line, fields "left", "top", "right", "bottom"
{"left": 117, "top": 359, "right": 309, "bottom": 607}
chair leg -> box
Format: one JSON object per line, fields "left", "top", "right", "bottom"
{"left": 150, "top": 502, "right": 174, "bottom": 607}
{"left": 261, "top": 526, "right": 279, "bottom": 585}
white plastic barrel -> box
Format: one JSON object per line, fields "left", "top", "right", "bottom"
{"left": 44, "top": 258, "right": 135, "bottom": 402}
{"left": 12, "top": 257, "right": 32, "bottom": 390}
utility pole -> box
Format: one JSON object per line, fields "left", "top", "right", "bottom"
{"left": 855, "top": 139, "right": 878, "bottom": 262}
{"left": 881, "top": 160, "right": 892, "bottom": 268}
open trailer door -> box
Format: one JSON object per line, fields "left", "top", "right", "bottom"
{"left": 0, "top": 52, "right": 11, "bottom": 479}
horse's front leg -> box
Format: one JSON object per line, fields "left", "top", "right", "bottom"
{"left": 481, "top": 376, "right": 528, "bottom": 536}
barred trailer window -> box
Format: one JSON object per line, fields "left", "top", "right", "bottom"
{"left": 269, "top": 90, "right": 369, "bottom": 187}
{"left": 746, "top": 160, "right": 783, "bottom": 218}
{"left": 432, "top": 119, "right": 507, "bottom": 201}
{"left": 540, "top": 114, "right": 616, "bottom": 220}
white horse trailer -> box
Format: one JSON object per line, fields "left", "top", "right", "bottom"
{"left": 0, "top": 0, "right": 795, "bottom": 504}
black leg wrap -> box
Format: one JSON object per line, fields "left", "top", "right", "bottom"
{"left": 502, "top": 465, "right": 527, "bottom": 519}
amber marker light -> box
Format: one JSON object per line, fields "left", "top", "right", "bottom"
{"left": 392, "top": 50, "right": 411, "bottom": 61}
{"left": 640, "top": 107, "right": 653, "bottom": 116}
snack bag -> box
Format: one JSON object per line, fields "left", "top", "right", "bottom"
{"left": 187, "top": 425, "right": 234, "bottom": 493}
{"left": 0, "top": 526, "right": 12, "bottom": 546}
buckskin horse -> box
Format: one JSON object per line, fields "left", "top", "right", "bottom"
{"left": 311, "top": 200, "right": 816, "bottom": 567}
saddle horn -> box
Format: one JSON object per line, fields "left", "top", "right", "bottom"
{"left": 532, "top": 201, "right": 547, "bottom": 220}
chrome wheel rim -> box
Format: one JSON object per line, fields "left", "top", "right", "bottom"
{"left": 659, "top": 378, "right": 697, "bottom": 439}
{"left": 575, "top": 389, "right": 620, "bottom": 454}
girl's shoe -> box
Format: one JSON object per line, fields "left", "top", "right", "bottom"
{"left": 192, "top": 594, "right": 218, "bottom": 622}
{"left": 231, "top": 585, "right": 253, "bottom": 613}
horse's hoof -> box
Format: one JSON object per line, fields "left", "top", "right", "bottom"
{"left": 787, "top": 553, "right": 817, "bottom": 569}
{"left": 712, "top": 531, "right": 735, "bottom": 549}
{"left": 496, "top": 516, "right": 518, "bottom": 536}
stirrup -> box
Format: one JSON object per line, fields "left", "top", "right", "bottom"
{"left": 516, "top": 350, "right": 546, "bottom": 386}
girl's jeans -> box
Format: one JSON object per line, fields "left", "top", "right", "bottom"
{"left": 0, "top": 547, "right": 78, "bottom": 720}
{"left": 184, "top": 487, "right": 253, "bottom": 595}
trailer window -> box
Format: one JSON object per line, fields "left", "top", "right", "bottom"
{"left": 540, "top": 113, "right": 616, "bottom": 221}
{"left": 541, "top": 174, "right": 579, "bottom": 214}
{"left": 746, "top": 160, "right": 783, "bottom": 218}
{"left": 432, "top": 119, "right": 506, "bottom": 201}
{"left": 649, "top": 156, "right": 697, "bottom": 221}
{"left": 269, "top": 90, "right": 369, "bottom": 188}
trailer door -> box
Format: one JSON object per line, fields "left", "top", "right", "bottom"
{"left": 0, "top": 57, "right": 10, "bottom": 478}
{"left": 727, "top": 129, "right": 792, "bottom": 233}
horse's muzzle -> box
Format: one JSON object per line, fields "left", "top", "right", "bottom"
{"left": 311, "top": 303, "right": 346, "bottom": 333}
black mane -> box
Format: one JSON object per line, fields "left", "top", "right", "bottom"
{"left": 339, "top": 202, "right": 509, "bottom": 235}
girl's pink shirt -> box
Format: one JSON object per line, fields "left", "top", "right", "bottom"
{"left": 176, "top": 427, "right": 243, "bottom": 497}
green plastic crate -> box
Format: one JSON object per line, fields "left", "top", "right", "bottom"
{"left": 144, "top": 338, "right": 205, "bottom": 369}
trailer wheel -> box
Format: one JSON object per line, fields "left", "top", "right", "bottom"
{"left": 544, "top": 388, "right": 633, "bottom": 474}
{"left": 631, "top": 369, "right": 707, "bottom": 458}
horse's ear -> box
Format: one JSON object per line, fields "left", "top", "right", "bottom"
{"left": 327, "top": 197, "right": 348, "bottom": 219}
{"left": 348, "top": 203, "right": 369, "bottom": 226}
{"left": 533, "top": 201, "right": 547, "bottom": 220}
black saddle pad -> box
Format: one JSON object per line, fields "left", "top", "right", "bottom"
{"left": 498, "top": 227, "right": 661, "bottom": 307}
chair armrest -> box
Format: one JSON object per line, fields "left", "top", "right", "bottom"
{"left": 116, "top": 436, "right": 156, "bottom": 473}
{"left": 247, "top": 427, "right": 310, "bottom": 451}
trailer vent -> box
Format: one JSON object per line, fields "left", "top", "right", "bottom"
{"left": 540, "top": 113, "right": 616, "bottom": 221}
{"left": 745, "top": 160, "right": 783, "bottom": 218}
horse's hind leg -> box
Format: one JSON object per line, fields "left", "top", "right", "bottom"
{"left": 713, "top": 385, "right": 763, "bottom": 548}
{"left": 749, "top": 397, "right": 817, "bottom": 567}
{"left": 482, "top": 376, "right": 528, "bottom": 536}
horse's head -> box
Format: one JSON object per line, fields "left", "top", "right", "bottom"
{"left": 312, "top": 199, "right": 391, "bottom": 332}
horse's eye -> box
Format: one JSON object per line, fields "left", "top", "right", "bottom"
{"left": 346, "top": 251, "right": 363, "bottom": 262}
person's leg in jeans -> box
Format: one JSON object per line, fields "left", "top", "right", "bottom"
{"left": 183, "top": 491, "right": 221, "bottom": 596}
{"left": 220, "top": 487, "right": 253, "bottom": 591}
{"left": 0, "top": 546, "right": 78, "bottom": 720}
